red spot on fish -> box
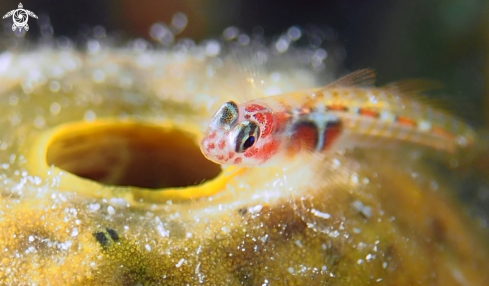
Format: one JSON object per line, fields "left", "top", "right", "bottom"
{"left": 218, "top": 140, "right": 226, "bottom": 150}
{"left": 206, "top": 142, "right": 216, "bottom": 153}
{"left": 253, "top": 112, "right": 274, "bottom": 138}
{"left": 216, "top": 155, "right": 225, "bottom": 161}
{"left": 228, "top": 152, "right": 235, "bottom": 159}
{"left": 244, "top": 147, "right": 258, "bottom": 158}
{"left": 244, "top": 114, "right": 251, "bottom": 119}
{"left": 253, "top": 113, "right": 266, "bottom": 124}
{"left": 396, "top": 116, "right": 417, "bottom": 127}
{"left": 263, "top": 113, "right": 274, "bottom": 138}
{"left": 245, "top": 103, "right": 266, "bottom": 112}
{"left": 255, "top": 139, "right": 281, "bottom": 161}
{"left": 234, "top": 157, "right": 242, "bottom": 164}
{"left": 358, "top": 108, "right": 379, "bottom": 118}
{"left": 208, "top": 131, "right": 217, "bottom": 139}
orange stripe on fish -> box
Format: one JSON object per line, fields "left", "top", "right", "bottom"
{"left": 358, "top": 108, "right": 379, "bottom": 118}
{"left": 432, "top": 126, "right": 455, "bottom": 139}
{"left": 327, "top": 105, "right": 349, "bottom": 112}
{"left": 395, "top": 116, "right": 417, "bottom": 127}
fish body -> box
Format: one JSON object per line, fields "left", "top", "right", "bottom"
{"left": 200, "top": 69, "right": 477, "bottom": 166}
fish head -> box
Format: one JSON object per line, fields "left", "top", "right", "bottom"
{"left": 200, "top": 100, "right": 281, "bottom": 166}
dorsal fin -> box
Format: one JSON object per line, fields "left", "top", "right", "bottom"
{"left": 326, "top": 69, "right": 376, "bottom": 88}
{"left": 381, "top": 79, "right": 469, "bottom": 119}
{"left": 382, "top": 79, "right": 448, "bottom": 109}
{"left": 382, "top": 79, "right": 443, "bottom": 95}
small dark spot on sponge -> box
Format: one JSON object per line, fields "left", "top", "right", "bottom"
{"left": 238, "top": 207, "right": 248, "bottom": 216}
{"left": 106, "top": 228, "right": 119, "bottom": 241}
{"left": 93, "top": 232, "right": 109, "bottom": 246}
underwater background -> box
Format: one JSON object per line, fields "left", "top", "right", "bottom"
{"left": 1, "top": 0, "right": 487, "bottom": 114}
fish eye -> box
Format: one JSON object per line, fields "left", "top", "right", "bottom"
{"left": 210, "top": 101, "right": 239, "bottom": 129}
{"left": 232, "top": 121, "right": 260, "bottom": 153}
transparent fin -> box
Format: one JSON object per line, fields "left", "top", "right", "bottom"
{"left": 381, "top": 79, "right": 477, "bottom": 120}
{"left": 225, "top": 46, "right": 269, "bottom": 102}
{"left": 382, "top": 79, "right": 443, "bottom": 95}
{"left": 325, "top": 68, "right": 376, "bottom": 88}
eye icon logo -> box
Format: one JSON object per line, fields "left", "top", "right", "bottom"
{"left": 3, "top": 3, "right": 38, "bottom": 32}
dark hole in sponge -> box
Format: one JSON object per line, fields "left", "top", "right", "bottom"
{"left": 46, "top": 122, "right": 221, "bottom": 189}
